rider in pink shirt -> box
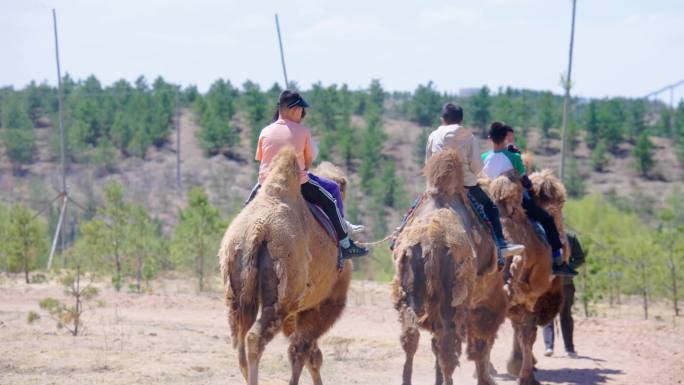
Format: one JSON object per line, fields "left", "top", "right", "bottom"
{"left": 246, "top": 90, "right": 368, "bottom": 260}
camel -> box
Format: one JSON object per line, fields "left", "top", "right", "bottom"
{"left": 487, "top": 169, "right": 568, "bottom": 385}
{"left": 218, "top": 147, "right": 352, "bottom": 385}
{"left": 392, "top": 149, "right": 507, "bottom": 385}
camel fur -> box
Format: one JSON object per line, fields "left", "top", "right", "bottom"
{"left": 392, "top": 149, "right": 507, "bottom": 385}
{"left": 487, "top": 168, "right": 567, "bottom": 385}
{"left": 218, "top": 146, "right": 352, "bottom": 385}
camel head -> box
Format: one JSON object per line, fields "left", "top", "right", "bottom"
{"left": 488, "top": 172, "right": 525, "bottom": 220}
{"left": 424, "top": 149, "right": 464, "bottom": 198}
{"left": 529, "top": 169, "right": 567, "bottom": 241}
{"left": 311, "top": 162, "right": 348, "bottom": 201}
{"left": 262, "top": 146, "right": 302, "bottom": 199}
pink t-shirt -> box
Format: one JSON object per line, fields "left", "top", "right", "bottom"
{"left": 256, "top": 119, "right": 313, "bottom": 184}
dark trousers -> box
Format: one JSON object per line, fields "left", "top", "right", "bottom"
{"left": 522, "top": 192, "right": 562, "bottom": 251}
{"left": 245, "top": 180, "right": 348, "bottom": 241}
{"left": 543, "top": 282, "right": 576, "bottom": 352}
{"left": 301, "top": 179, "right": 348, "bottom": 240}
{"left": 467, "top": 185, "right": 505, "bottom": 246}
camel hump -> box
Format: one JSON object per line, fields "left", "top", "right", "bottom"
{"left": 423, "top": 149, "right": 464, "bottom": 197}
{"left": 262, "top": 146, "right": 302, "bottom": 198}
{"left": 529, "top": 169, "right": 566, "bottom": 206}
{"left": 488, "top": 172, "right": 523, "bottom": 208}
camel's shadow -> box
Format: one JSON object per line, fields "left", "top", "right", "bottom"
{"left": 534, "top": 367, "right": 623, "bottom": 384}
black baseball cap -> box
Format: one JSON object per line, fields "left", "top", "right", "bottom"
{"left": 279, "top": 90, "right": 310, "bottom": 109}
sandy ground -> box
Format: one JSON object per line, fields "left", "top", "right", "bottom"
{"left": 1, "top": 275, "right": 683, "bottom": 385}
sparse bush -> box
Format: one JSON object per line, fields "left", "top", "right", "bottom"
{"left": 27, "top": 310, "right": 40, "bottom": 324}
{"left": 39, "top": 265, "right": 98, "bottom": 336}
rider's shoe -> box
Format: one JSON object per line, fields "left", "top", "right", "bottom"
{"left": 341, "top": 239, "right": 369, "bottom": 259}
{"left": 552, "top": 262, "right": 578, "bottom": 277}
{"left": 345, "top": 220, "right": 365, "bottom": 234}
{"left": 499, "top": 242, "right": 524, "bottom": 257}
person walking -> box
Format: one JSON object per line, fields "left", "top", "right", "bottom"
{"left": 543, "top": 231, "right": 586, "bottom": 357}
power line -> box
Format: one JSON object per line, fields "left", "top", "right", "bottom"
{"left": 643, "top": 79, "right": 684, "bottom": 99}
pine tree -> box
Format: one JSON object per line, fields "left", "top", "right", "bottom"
{"left": 170, "top": 188, "right": 226, "bottom": 292}
{"left": 564, "top": 158, "right": 585, "bottom": 198}
{"left": 358, "top": 105, "right": 386, "bottom": 190}
{"left": 471, "top": 86, "right": 491, "bottom": 137}
{"left": 6, "top": 204, "right": 47, "bottom": 283}
{"left": 1, "top": 94, "right": 36, "bottom": 167}
{"left": 585, "top": 100, "right": 600, "bottom": 149}
{"left": 590, "top": 140, "right": 609, "bottom": 172}
{"left": 632, "top": 131, "right": 655, "bottom": 177}
{"left": 538, "top": 91, "right": 555, "bottom": 143}
{"left": 409, "top": 81, "right": 441, "bottom": 127}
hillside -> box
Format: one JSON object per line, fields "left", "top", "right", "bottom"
{"left": 1, "top": 108, "right": 682, "bottom": 236}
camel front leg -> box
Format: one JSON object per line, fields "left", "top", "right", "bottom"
{"left": 516, "top": 315, "right": 540, "bottom": 385}
{"left": 467, "top": 333, "right": 497, "bottom": 385}
{"left": 507, "top": 321, "right": 523, "bottom": 377}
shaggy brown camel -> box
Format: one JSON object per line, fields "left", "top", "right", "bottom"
{"left": 218, "top": 147, "right": 352, "bottom": 385}
{"left": 487, "top": 169, "right": 568, "bottom": 385}
{"left": 392, "top": 149, "right": 507, "bottom": 385}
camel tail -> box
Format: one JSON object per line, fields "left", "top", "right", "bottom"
{"left": 220, "top": 222, "right": 266, "bottom": 349}
{"left": 424, "top": 211, "right": 476, "bottom": 330}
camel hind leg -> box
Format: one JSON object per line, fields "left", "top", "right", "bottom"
{"left": 287, "top": 267, "right": 351, "bottom": 385}
{"left": 245, "top": 246, "right": 284, "bottom": 385}
{"left": 397, "top": 244, "right": 425, "bottom": 385}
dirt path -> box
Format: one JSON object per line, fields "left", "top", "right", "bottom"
{"left": 1, "top": 277, "right": 682, "bottom": 385}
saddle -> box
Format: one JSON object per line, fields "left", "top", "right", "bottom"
{"left": 306, "top": 201, "right": 338, "bottom": 243}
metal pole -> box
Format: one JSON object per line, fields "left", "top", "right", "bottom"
{"left": 175, "top": 90, "right": 181, "bottom": 191}
{"left": 53, "top": 9, "right": 66, "bottom": 195}
{"left": 47, "top": 195, "right": 67, "bottom": 269}
{"left": 275, "top": 14, "right": 289, "bottom": 88}
{"left": 559, "top": 0, "right": 577, "bottom": 181}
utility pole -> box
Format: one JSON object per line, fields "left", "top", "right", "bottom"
{"left": 47, "top": 8, "right": 67, "bottom": 269}
{"left": 175, "top": 90, "right": 181, "bottom": 192}
{"left": 46, "top": 9, "right": 85, "bottom": 269}
{"left": 559, "top": 0, "right": 577, "bottom": 182}
{"left": 274, "top": 14, "right": 289, "bottom": 88}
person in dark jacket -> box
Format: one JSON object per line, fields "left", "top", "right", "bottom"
{"left": 543, "top": 231, "right": 586, "bottom": 357}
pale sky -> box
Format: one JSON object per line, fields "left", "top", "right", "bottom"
{"left": 2, "top": 0, "right": 684, "bottom": 102}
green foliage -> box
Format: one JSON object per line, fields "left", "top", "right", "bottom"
{"left": 1, "top": 93, "right": 36, "bottom": 165}
{"left": 39, "top": 266, "right": 98, "bottom": 336}
{"left": 195, "top": 79, "right": 240, "bottom": 156}
{"left": 241, "top": 80, "right": 270, "bottom": 156}
{"left": 537, "top": 91, "right": 556, "bottom": 141}
{"left": 632, "top": 131, "right": 655, "bottom": 177}
{"left": 413, "top": 127, "right": 429, "bottom": 165}
{"left": 471, "top": 86, "right": 491, "bottom": 136}
{"left": 590, "top": 140, "right": 609, "bottom": 172}
{"left": 565, "top": 193, "right": 684, "bottom": 318}
{"left": 5, "top": 203, "right": 47, "bottom": 283}
{"left": 564, "top": 158, "right": 585, "bottom": 198}
{"left": 655, "top": 186, "right": 684, "bottom": 316}
{"left": 27, "top": 310, "right": 40, "bottom": 324}
{"left": 358, "top": 105, "right": 387, "bottom": 190}
{"left": 170, "top": 187, "right": 226, "bottom": 291}
{"left": 408, "top": 81, "right": 441, "bottom": 127}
